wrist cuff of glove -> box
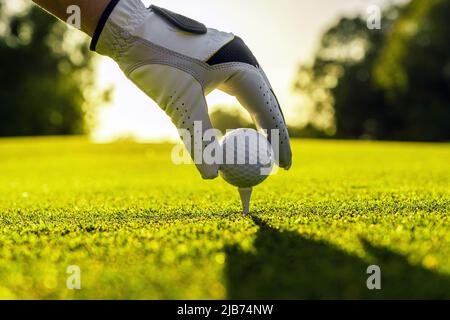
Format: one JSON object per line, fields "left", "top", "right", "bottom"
{"left": 90, "top": 0, "right": 121, "bottom": 51}
{"left": 90, "top": 0, "right": 148, "bottom": 53}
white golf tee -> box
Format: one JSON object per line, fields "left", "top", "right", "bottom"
{"left": 238, "top": 188, "right": 253, "bottom": 215}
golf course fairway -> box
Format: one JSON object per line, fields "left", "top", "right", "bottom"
{"left": 0, "top": 137, "right": 449, "bottom": 299}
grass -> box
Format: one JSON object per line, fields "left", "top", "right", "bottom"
{"left": 0, "top": 136, "right": 449, "bottom": 299}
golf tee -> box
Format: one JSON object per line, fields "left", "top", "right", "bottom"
{"left": 238, "top": 187, "right": 253, "bottom": 215}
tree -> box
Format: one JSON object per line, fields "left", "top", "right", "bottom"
{"left": 0, "top": 1, "right": 102, "bottom": 136}
{"left": 374, "top": 0, "right": 450, "bottom": 141}
{"left": 294, "top": 1, "right": 450, "bottom": 141}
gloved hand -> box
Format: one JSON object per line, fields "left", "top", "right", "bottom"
{"left": 91, "top": 0, "right": 292, "bottom": 179}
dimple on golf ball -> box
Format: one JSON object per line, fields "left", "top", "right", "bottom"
{"left": 219, "top": 128, "right": 274, "bottom": 188}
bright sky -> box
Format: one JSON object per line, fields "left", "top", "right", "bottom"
{"left": 93, "top": 0, "right": 394, "bottom": 142}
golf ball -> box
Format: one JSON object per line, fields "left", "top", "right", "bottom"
{"left": 219, "top": 128, "right": 274, "bottom": 188}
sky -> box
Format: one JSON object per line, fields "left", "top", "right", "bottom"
{"left": 93, "top": 0, "right": 396, "bottom": 142}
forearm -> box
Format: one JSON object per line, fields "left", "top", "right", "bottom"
{"left": 32, "top": 0, "right": 111, "bottom": 36}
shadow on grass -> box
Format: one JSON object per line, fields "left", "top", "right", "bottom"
{"left": 225, "top": 216, "right": 450, "bottom": 299}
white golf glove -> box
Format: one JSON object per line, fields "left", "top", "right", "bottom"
{"left": 91, "top": 0, "right": 292, "bottom": 179}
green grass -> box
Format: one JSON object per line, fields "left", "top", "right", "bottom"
{"left": 0, "top": 137, "right": 449, "bottom": 299}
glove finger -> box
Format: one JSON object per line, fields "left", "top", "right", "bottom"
{"left": 220, "top": 69, "right": 292, "bottom": 170}
{"left": 170, "top": 91, "right": 220, "bottom": 180}
{"left": 129, "top": 65, "right": 220, "bottom": 179}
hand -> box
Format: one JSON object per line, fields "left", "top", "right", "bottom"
{"left": 91, "top": 0, "right": 292, "bottom": 179}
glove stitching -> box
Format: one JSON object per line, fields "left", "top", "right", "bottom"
{"left": 130, "top": 36, "right": 261, "bottom": 75}
{"left": 105, "top": 23, "right": 125, "bottom": 62}
{"left": 132, "top": 37, "right": 209, "bottom": 69}
{"left": 127, "top": 60, "right": 207, "bottom": 88}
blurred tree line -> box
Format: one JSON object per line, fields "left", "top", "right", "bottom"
{"left": 1, "top": 0, "right": 448, "bottom": 141}
{"left": 0, "top": 1, "right": 102, "bottom": 136}
{"left": 293, "top": 0, "right": 450, "bottom": 141}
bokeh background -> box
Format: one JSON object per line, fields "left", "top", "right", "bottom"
{"left": 0, "top": 0, "right": 449, "bottom": 300}
{"left": 0, "top": 0, "right": 449, "bottom": 141}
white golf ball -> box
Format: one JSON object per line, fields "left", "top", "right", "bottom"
{"left": 219, "top": 128, "right": 274, "bottom": 188}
